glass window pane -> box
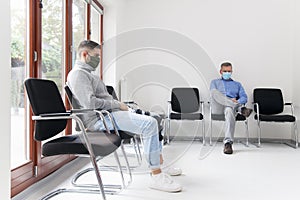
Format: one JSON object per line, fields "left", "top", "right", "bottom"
{"left": 41, "top": 0, "right": 65, "bottom": 143}
{"left": 90, "top": 4, "right": 102, "bottom": 77}
{"left": 41, "top": 0, "right": 64, "bottom": 91}
{"left": 72, "top": 0, "right": 87, "bottom": 64}
{"left": 90, "top": 6, "right": 100, "bottom": 43}
{"left": 10, "top": 0, "right": 28, "bottom": 169}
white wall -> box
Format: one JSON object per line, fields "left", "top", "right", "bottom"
{"left": 0, "top": 1, "right": 11, "bottom": 199}
{"left": 101, "top": 0, "right": 118, "bottom": 87}
{"left": 292, "top": 0, "right": 300, "bottom": 136}
{"left": 100, "top": 0, "right": 299, "bottom": 140}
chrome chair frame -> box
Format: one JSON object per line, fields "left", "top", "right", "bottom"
{"left": 106, "top": 85, "right": 143, "bottom": 165}
{"left": 253, "top": 88, "right": 299, "bottom": 149}
{"left": 64, "top": 85, "right": 133, "bottom": 189}
{"left": 69, "top": 109, "right": 132, "bottom": 190}
{"left": 32, "top": 111, "right": 123, "bottom": 200}
{"left": 25, "top": 78, "right": 130, "bottom": 200}
{"left": 208, "top": 102, "right": 249, "bottom": 146}
{"left": 165, "top": 88, "right": 205, "bottom": 145}
{"left": 253, "top": 102, "right": 298, "bottom": 148}
{"left": 65, "top": 84, "right": 142, "bottom": 167}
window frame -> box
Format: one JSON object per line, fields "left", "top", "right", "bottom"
{"left": 10, "top": 0, "right": 104, "bottom": 197}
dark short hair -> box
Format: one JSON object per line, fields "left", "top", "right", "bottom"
{"left": 220, "top": 62, "right": 232, "bottom": 68}
{"left": 78, "top": 40, "right": 100, "bottom": 50}
{"left": 77, "top": 40, "right": 101, "bottom": 58}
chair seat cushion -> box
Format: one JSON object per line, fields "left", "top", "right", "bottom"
{"left": 113, "top": 130, "right": 134, "bottom": 140}
{"left": 170, "top": 112, "right": 203, "bottom": 120}
{"left": 42, "top": 132, "right": 121, "bottom": 157}
{"left": 211, "top": 113, "right": 246, "bottom": 121}
{"left": 254, "top": 114, "right": 296, "bottom": 122}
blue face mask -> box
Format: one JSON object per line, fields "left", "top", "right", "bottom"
{"left": 222, "top": 72, "right": 232, "bottom": 80}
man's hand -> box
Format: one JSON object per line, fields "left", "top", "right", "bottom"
{"left": 231, "top": 98, "right": 238, "bottom": 103}
{"left": 119, "top": 102, "right": 129, "bottom": 111}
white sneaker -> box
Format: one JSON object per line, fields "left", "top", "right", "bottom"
{"left": 149, "top": 172, "right": 182, "bottom": 192}
{"left": 163, "top": 167, "right": 182, "bottom": 176}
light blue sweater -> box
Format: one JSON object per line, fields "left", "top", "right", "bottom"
{"left": 210, "top": 78, "right": 248, "bottom": 105}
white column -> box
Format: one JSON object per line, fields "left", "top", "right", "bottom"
{"left": 0, "top": 1, "right": 11, "bottom": 200}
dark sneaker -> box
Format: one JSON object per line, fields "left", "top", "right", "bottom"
{"left": 223, "top": 143, "right": 233, "bottom": 154}
{"left": 241, "top": 107, "right": 253, "bottom": 118}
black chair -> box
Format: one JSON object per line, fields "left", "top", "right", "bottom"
{"left": 64, "top": 84, "right": 133, "bottom": 189}
{"left": 106, "top": 85, "right": 118, "bottom": 101}
{"left": 105, "top": 85, "right": 143, "bottom": 163}
{"left": 24, "top": 78, "right": 124, "bottom": 200}
{"left": 106, "top": 85, "right": 165, "bottom": 152}
{"left": 209, "top": 103, "right": 249, "bottom": 146}
{"left": 253, "top": 88, "right": 298, "bottom": 148}
{"left": 65, "top": 84, "right": 141, "bottom": 165}
{"left": 166, "top": 87, "right": 205, "bottom": 144}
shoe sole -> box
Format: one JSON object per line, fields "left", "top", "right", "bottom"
{"left": 149, "top": 186, "right": 182, "bottom": 193}
{"left": 165, "top": 171, "right": 182, "bottom": 176}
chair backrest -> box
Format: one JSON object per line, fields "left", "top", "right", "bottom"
{"left": 171, "top": 87, "right": 200, "bottom": 113}
{"left": 106, "top": 85, "right": 118, "bottom": 100}
{"left": 24, "top": 78, "right": 68, "bottom": 141}
{"left": 253, "top": 88, "right": 284, "bottom": 115}
{"left": 64, "top": 84, "right": 82, "bottom": 109}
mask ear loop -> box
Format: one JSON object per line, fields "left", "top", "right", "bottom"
{"left": 82, "top": 50, "right": 90, "bottom": 63}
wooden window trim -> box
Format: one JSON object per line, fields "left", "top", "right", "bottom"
{"left": 11, "top": 0, "right": 105, "bottom": 197}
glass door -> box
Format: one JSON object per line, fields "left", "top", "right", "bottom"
{"left": 10, "top": 0, "right": 29, "bottom": 170}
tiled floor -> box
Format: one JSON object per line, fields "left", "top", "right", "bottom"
{"left": 13, "top": 141, "right": 300, "bottom": 200}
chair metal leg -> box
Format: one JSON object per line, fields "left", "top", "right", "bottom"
{"left": 91, "top": 155, "right": 107, "bottom": 200}
{"left": 209, "top": 119, "right": 213, "bottom": 146}
{"left": 284, "top": 122, "right": 299, "bottom": 149}
{"left": 240, "top": 120, "right": 249, "bottom": 147}
{"left": 71, "top": 146, "right": 133, "bottom": 190}
{"left": 166, "top": 119, "right": 171, "bottom": 144}
{"left": 132, "top": 135, "right": 142, "bottom": 165}
{"left": 120, "top": 143, "right": 133, "bottom": 184}
{"left": 295, "top": 122, "right": 299, "bottom": 148}
{"left": 255, "top": 120, "right": 261, "bottom": 148}
{"left": 202, "top": 119, "right": 205, "bottom": 145}
{"left": 40, "top": 155, "right": 112, "bottom": 200}
{"left": 113, "top": 151, "right": 126, "bottom": 188}
{"left": 245, "top": 120, "right": 249, "bottom": 147}
{"left": 40, "top": 188, "right": 115, "bottom": 200}
{"left": 71, "top": 158, "right": 124, "bottom": 190}
{"left": 119, "top": 137, "right": 142, "bottom": 169}
{"left": 258, "top": 122, "right": 261, "bottom": 147}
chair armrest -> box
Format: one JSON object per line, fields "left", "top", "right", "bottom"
{"left": 39, "top": 112, "right": 71, "bottom": 117}
{"left": 32, "top": 112, "right": 72, "bottom": 121}
{"left": 166, "top": 101, "right": 171, "bottom": 118}
{"left": 284, "top": 102, "right": 294, "bottom": 115}
{"left": 123, "top": 101, "right": 136, "bottom": 104}
{"left": 200, "top": 101, "right": 205, "bottom": 115}
{"left": 93, "top": 109, "right": 120, "bottom": 136}
{"left": 69, "top": 108, "right": 113, "bottom": 130}
{"left": 70, "top": 108, "right": 95, "bottom": 114}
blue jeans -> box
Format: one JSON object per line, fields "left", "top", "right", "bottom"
{"left": 93, "top": 110, "right": 162, "bottom": 169}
